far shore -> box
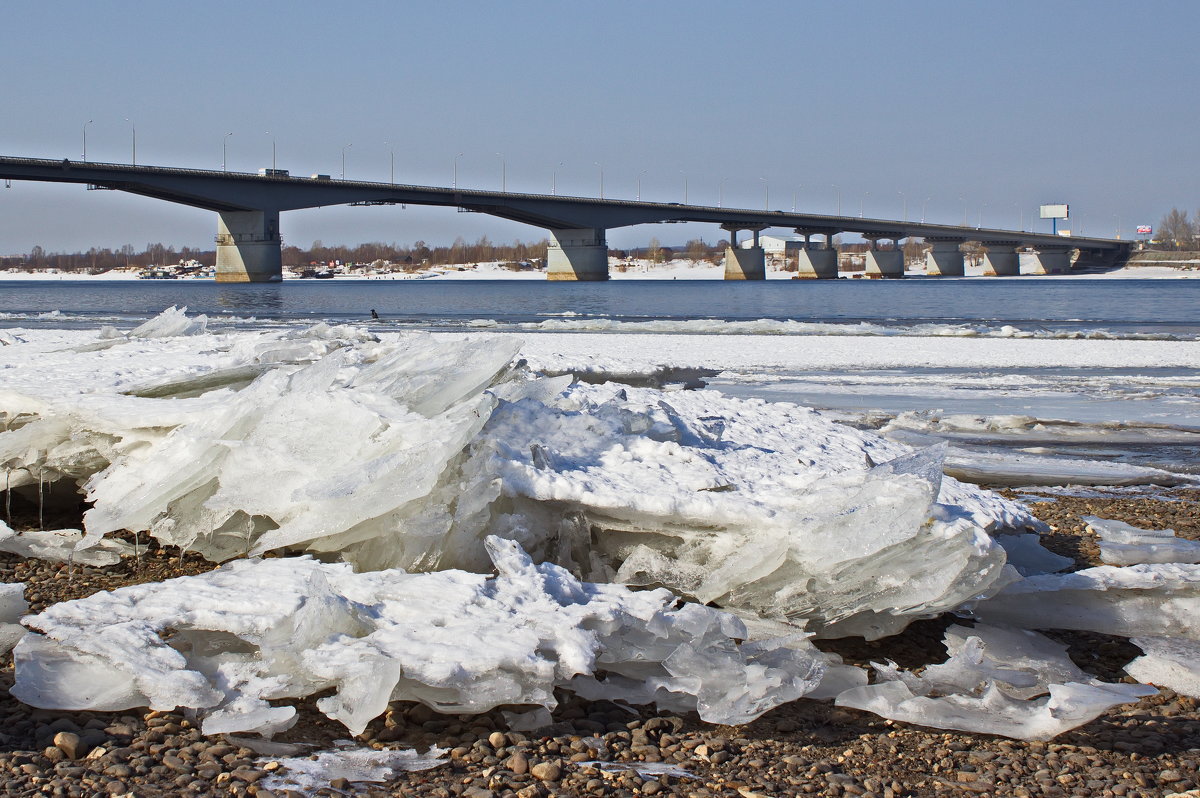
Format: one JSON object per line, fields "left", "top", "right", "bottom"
{"left": 1, "top": 258, "right": 1196, "bottom": 282}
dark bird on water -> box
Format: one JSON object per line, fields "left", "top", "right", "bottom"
{"left": 370, "top": 309, "right": 379, "bottom": 320}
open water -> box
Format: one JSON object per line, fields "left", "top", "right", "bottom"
{"left": 3, "top": 277, "right": 1198, "bottom": 480}
{"left": 1, "top": 277, "right": 1199, "bottom": 338}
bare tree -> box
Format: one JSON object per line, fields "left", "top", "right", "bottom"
{"left": 1157, "top": 208, "right": 1193, "bottom": 250}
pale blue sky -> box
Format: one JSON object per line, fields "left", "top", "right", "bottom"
{"left": 1, "top": 0, "right": 1195, "bottom": 253}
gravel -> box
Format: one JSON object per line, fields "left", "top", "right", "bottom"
{"left": 0, "top": 487, "right": 1196, "bottom": 797}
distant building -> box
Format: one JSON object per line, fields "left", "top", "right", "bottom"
{"left": 740, "top": 234, "right": 804, "bottom": 255}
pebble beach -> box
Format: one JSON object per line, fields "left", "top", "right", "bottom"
{"left": 0, "top": 488, "right": 1196, "bottom": 798}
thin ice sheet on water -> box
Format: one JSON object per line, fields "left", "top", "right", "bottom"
{"left": 835, "top": 623, "right": 1156, "bottom": 740}
{"left": 11, "top": 537, "right": 827, "bottom": 736}
{"left": 1084, "top": 516, "right": 1200, "bottom": 566}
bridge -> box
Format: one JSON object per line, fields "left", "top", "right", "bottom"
{"left": 0, "top": 155, "right": 1131, "bottom": 283}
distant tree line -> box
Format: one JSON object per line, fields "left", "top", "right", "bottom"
{"left": 0, "top": 243, "right": 215, "bottom": 272}
{"left": 288, "top": 236, "right": 550, "bottom": 268}
{"left": 1155, "top": 208, "right": 1200, "bottom": 250}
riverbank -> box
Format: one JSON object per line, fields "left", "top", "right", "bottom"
{"left": 0, "top": 488, "right": 1195, "bottom": 797}
{"left": 0, "top": 259, "right": 1195, "bottom": 282}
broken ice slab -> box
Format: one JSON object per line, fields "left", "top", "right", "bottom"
{"left": 0, "top": 582, "right": 27, "bottom": 654}
{"left": 260, "top": 746, "right": 446, "bottom": 794}
{"left": 1125, "top": 637, "right": 1200, "bottom": 699}
{"left": 1084, "top": 516, "right": 1200, "bottom": 566}
{"left": 835, "top": 623, "right": 1156, "bottom": 740}
{"left": 0, "top": 521, "right": 134, "bottom": 567}
{"left": 975, "top": 564, "right": 1200, "bottom": 640}
{"left": 12, "top": 537, "right": 826, "bottom": 737}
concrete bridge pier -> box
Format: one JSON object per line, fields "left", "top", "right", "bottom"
{"left": 793, "top": 229, "right": 839, "bottom": 279}
{"left": 547, "top": 228, "right": 609, "bottom": 281}
{"left": 216, "top": 210, "right": 283, "bottom": 283}
{"left": 722, "top": 224, "right": 767, "bottom": 280}
{"left": 864, "top": 236, "right": 904, "bottom": 278}
{"left": 981, "top": 240, "right": 1022, "bottom": 276}
{"left": 924, "top": 238, "right": 965, "bottom": 276}
{"left": 1026, "top": 246, "right": 1072, "bottom": 275}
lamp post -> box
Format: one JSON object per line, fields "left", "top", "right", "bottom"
{"left": 792, "top": 184, "right": 802, "bottom": 213}
{"left": 495, "top": 152, "right": 505, "bottom": 192}
{"left": 898, "top": 190, "right": 906, "bottom": 222}
{"left": 222, "top": 132, "right": 233, "bottom": 172}
{"left": 719, "top": 177, "right": 728, "bottom": 208}
{"left": 265, "top": 131, "right": 276, "bottom": 171}
{"left": 680, "top": 171, "right": 688, "bottom": 204}
{"left": 636, "top": 169, "right": 647, "bottom": 201}
{"left": 452, "top": 152, "right": 463, "bottom": 189}
{"left": 922, "top": 196, "right": 931, "bottom": 224}
{"left": 959, "top": 196, "right": 967, "bottom": 227}
{"left": 832, "top": 184, "right": 841, "bottom": 216}
{"left": 124, "top": 117, "right": 136, "bottom": 165}
{"left": 594, "top": 162, "right": 604, "bottom": 199}
{"left": 759, "top": 177, "right": 768, "bottom": 211}
{"left": 552, "top": 161, "right": 563, "bottom": 195}
{"left": 385, "top": 141, "right": 394, "bottom": 184}
{"left": 82, "top": 120, "right": 93, "bottom": 161}
{"left": 860, "top": 191, "right": 869, "bottom": 219}
{"left": 341, "top": 143, "right": 352, "bottom": 180}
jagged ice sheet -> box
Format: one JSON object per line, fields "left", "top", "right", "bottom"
{"left": 12, "top": 537, "right": 828, "bottom": 735}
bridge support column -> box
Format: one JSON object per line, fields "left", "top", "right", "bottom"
{"left": 924, "top": 239, "right": 965, "bottom": 276}
{"left": 547, "top": 228, "right": 608, "bottom": 281}
{"left": 793, "top": 229, "right": 839, "bottom": 278}
{"left": 794, "top": 249, "right": 838, "bottom": 278}
{"left": 722, "top": 223, "right": 767, "bottom": 280}
{"left": 981, "top": 241, "right": 1021, "bottom": 276}
{"left": 216, "top": 210, "right": 282, "bottom": 283}
{"left": 864, "top": 238, "right": 904, "bottom": 278}
{"left": 1026, "top": 247, "right": 1072, "bottom": 275}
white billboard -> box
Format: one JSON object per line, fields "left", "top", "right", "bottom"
{"left": 1040, "top": 204, "right": 1070, "bottom": 220}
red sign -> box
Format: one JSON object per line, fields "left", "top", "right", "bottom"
{"left": 1136, "top": 225, "right": 1153, "bottom": 234}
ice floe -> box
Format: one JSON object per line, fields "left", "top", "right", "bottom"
{"left": 0, "top": 313, "right": 1038, "bottom": 639}
{"left": 976, "top": 564, "right": 1200, "bottom": 640}
{"left": 0, "top": 521, "right": 134, "bottom": 567}
{"left": 260, "top": 746, "right": 446, "bottom": 793}
{"left": 836, "top": 623, "right": 1156, "bottom": 740}
{"left": 1084, "top": 516, "right": 1200, "bottom": 566}
{"left": 0, "top": 582, "right": 27, "bottom": 654}
{"left": 1125, "top": 637, "right": 1200, "bottom": 698}
{"left": 11, "top": 537, "right": 829, "bottom": 735}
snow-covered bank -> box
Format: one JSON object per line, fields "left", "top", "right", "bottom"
{"left": 2, "top": 257, "right": 1196, "bottom": 282}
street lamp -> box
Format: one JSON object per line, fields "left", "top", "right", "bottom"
{"left": 265, "top": 131, "right": 276, "bottom": 171}
{"left": 385, "top": 141, "right": 394, "bottom": 184}
{"left": 552, "top": 161, "right": 563, "bottom": 195}
{"left": 860, "top": 191, "right": 870, "bottom": 219}
{"left": 594, "top": 162, "right": 604, "bottom": 199}
{"left": 680, "top": 171, "right": 688, "bottom": 204}
{"left": 453, "top": 152, "right": 463, "bottom": 188}
{"left": 82, "top": 120, "right": 93, "bottom": 161}
{"left": 832, "top": 184, "right": 841, "bottom": 216}
{"left": 759, "top": 177, "right": 768, "bottom": 211}
{"left": 341, "top": 143, "right": 352, "bottom": 180}
{"left": 222, "top": 132, "right": 233, "bottom": 172}
{"left": 124, "top": 117, "right": 136, "bottom": 165}
{"left": 959, "top": 196, "right": 967, "bottom": 227}
{"left": 922, "top": 196, "right": 931, "bottom": 224}
{"left": 495, "top": 152, "right": 505, "bottom": 192}
{"left": 719, "top": 177, "right": 728, "bottom": 208}
{"left": 898, "top": 190, "right": 906, "bottom": 222}
{"left": 792, "top": 184, "right": 802, "bottom": 213}
{"left": 636, "top": 169, "right": 647, "bottom": 201}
